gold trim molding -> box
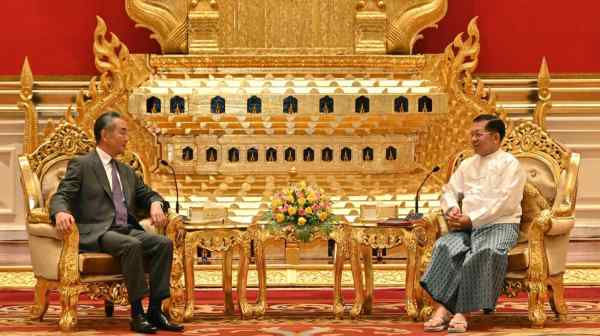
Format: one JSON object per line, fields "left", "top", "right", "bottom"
{"left": 2, "top": 265, "right": 600, "bottom": 288}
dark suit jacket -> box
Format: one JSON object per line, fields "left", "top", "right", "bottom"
{"left": 49, "top": 150, "right": 164, "bottom": 252}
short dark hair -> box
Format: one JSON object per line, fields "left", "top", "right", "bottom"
{"left": 94, "top": 111, "right": 122, "bottom": 144}
{"left": 473, "top": 114, "right": 506, "bottom": 141}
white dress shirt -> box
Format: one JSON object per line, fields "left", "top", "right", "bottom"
{"left": 96, "top": 147, "right": 123, "bottom": 196}
{"left": 441, "top": 149, "right": 526, "bottom": 228}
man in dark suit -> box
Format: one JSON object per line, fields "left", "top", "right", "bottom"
{"left": 50, "top": 111, "right": 183, "bottom": 334}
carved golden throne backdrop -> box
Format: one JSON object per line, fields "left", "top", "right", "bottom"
{"left": 425, "top": 121, "right": 581, "bottom": 327}
{"left": 17, "top": 121, "right": 186, "bottom": 331}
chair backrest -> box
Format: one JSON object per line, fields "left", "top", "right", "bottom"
{"left": 502, "top": 122, "right": 579, "bottom": 217}
{"left": 18, "top": 121, "right": 148, "bottom": 219}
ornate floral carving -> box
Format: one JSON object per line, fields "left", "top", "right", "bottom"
{"left": 125, "top": 0, "right": 189, "bottom": 54}
{"left": 87, "top": 281, "right": 130, "bottom": 305}
{"left": 416, "top": 18, "right": 507, "bottom": 174}
{"left": 71, "top": 17, "right": 156, "bottom": 175}
{"left": 387, "top": 0, "right": 448, "bottom": 54}
{"left": 503, "top": 279, "right": 526, "bottom": 297}
{"left": 26, "top": 122, "right": 95, "bottom": 175}
{"left": 503, "top": 122, "right": 570, "bottom": 170}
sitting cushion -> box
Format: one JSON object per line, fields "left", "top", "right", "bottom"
{"left": 518, "top": 182, "right": 550, "bottom": 243}
{"left": 79, "top": 253, "right": 121, "bottom": 275}
{"left": 79, "top": 253, "right": 150, "bottom": 275}
{"left": 507, "top": 242, "right": 528, "bottom": 272}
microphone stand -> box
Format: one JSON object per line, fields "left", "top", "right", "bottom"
{"left": 408, "top": 166, "right": 440, "bottom": 220}
{"left": 160, "top": 160, "right": 180, "bottom": 214}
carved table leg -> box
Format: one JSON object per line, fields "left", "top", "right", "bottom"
{"left": 332, "top": 242, "right": 345, "bottom": 319}
{"left": 222, "top": 249, "right": 234, "bottom": 315}
{"left": 254, "top": 238, "right": 268, "bottom": 318}
{"left": 361, "top": 245, "right": 374, "bottom": 315}
{"left": 30, "top": 277, "right": 50, "bottom": 321}
{"left": 237, "top": 239, "right": 252, "bottom": 319}
{"left": 414, "top": 245, "right": 432, "bottom": 321}
{"left": 183, "top": 234, "right": 196, "bottom": 321}
{"left": 350, "top": 240, "right": 365, "bottom": 319}
{"left": 405, "top": 233, "right": 420, "bottom": 320}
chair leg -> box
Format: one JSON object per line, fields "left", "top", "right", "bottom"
{"left": 59, "top": 285, "right": 80, "bottom": 332}
{"left": 104, "top": 300, "right": 114, "bottom": 317}
{"left": 527, "top": 281, "right": 546, "bottom": 328}
{"left": 30, "top": 277, "right": 50, "bottom": 321}
{"left": 222, "top": 249, "right": 234, "bottom": 315}
{"left": 547, "top": 274, "right": 568, "bottom": 319}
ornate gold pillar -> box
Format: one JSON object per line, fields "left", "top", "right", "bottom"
{"left": 355, "top": 0, "right": 387, "bottom": 54}
{"left": 188, "top": 0, "right": 220, "bottom": 54}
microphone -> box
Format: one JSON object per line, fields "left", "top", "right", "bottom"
{"left": 408, "top": 166, "right": 440, "bottom": 220}
{"left": 160, "top": 159, "right": 180, "bottom": 214}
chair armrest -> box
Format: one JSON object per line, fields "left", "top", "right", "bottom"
{"left": 164, "top": 210, "right": 186, "bottom": 242}
{"left": 28, "top": 223, "right": 63, "bottom": 240}
{"left": 551, "top": 153, "right": 580, "bottom": 218}
{"left": 28, "top": 207, "right": 52, "bottom": 224}
{"left": 423, "top": 209, "right": 446, "bottom": 238}
{"left": 26, "top": 208, "right": 64, "bottom": 240}
{"left": 547, "top": 216, "right": 575, "bottom": 236}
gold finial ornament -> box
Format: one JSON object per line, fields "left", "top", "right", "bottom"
{"left": 387, "top": 0, "right": 448, "bottom": 54}
{"left": 18, "top": 57, "right": 38, "bottom": 154}
{"left": 126, "top": 0, "right": 189, "bottom": 53}
{"left": 534, "top": 58, "right": 552, "bottom": 131}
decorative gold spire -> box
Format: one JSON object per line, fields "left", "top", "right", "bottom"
{"left": 18, "top": 57, "right": 38, "bottom": 154}
{"left": 534, "top": 57, "right": 552, "bottom": 131}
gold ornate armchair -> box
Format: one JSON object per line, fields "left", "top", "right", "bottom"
{"left": 17, "top": 122, "right": 185, "bottom": 331}
{"left": 425, "top": 121, "right": 580, "bottom": 327}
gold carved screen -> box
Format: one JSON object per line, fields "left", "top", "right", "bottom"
{"left": 126, "top": 0, "right": 448, "bottom": 54}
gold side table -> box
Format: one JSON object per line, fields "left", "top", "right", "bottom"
{"left": 181, "top": 221, "right": 256, "bottom": 320}
{"left": 349, "top": 219, "right": 435, "bottom": 320}
{"left": 248, "top": 222, "right": 357, "bottom": 319}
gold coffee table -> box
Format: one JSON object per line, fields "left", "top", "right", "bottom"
{"left": 182, "top": 219, "right": 257, "bottom": 320}
{"left": 248, "top": 221, "right": 358, "bottom": 319}
{"left": 349, "top": 218, "right": 435, "bottom": 320}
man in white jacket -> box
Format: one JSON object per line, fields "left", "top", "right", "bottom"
{"left": 421, "top": 114, "right": 526, "bottom": 333}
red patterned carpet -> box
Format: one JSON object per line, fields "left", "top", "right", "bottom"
{"left": 1, "top": 288, "right": 600, "bottom": 335}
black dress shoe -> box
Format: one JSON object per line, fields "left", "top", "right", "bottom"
{"left": 147, "top": 310, "right": 184, "bottom": 332}
{"left": 130, "top": 314, "right": 158, "bottom": 334}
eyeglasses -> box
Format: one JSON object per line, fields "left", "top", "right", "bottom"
{"left": 470, "top": 131, "right": 491, "bottom": 138}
